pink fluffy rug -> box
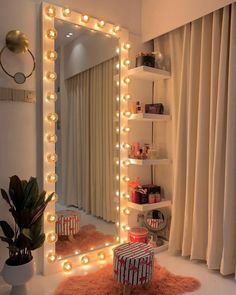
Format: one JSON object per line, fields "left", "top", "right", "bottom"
{"left": 53, "top": 261, "right": 200, "bottom": 295}
{"left": 56, "top": 224, "right": 115, "bottom": 256}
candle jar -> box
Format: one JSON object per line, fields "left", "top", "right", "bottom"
{"left": 129, "top": 227, "right": 149, "bottom": 243}
{"left": 131, "top": 191, "right": 140, "bottom": 204}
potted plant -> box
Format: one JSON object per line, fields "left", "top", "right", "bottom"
{"left": 0, "top": 175, "right": 53, "bottom": 295}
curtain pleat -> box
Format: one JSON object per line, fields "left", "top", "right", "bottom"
{"left": 62, "top": 58, "right": 116, "bottom": 222}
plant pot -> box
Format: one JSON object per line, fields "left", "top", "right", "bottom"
{"left": 2, "top": 259, "right": 34, "bottom": 295}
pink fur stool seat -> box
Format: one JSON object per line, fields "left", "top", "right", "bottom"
{"left": 56, "top": 210, "right": 80, "bottom": 238}
{"left": 113, "top": 242, "right": 154, "bottom": 295}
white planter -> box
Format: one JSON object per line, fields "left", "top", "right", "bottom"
{"left": 2, "top": 259, "right": 35, "bottom": 295}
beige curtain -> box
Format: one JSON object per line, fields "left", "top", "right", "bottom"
{"left": 62, "top": 58, "right": 116, "bottom": 222}
{"left": 156, "top": 3, "right": 236, "bottom": 276}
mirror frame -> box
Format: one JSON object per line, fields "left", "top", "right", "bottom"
{"left": 42, "top": 2, "right": 130, "bottom": 275}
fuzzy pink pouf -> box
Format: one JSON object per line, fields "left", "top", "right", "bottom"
{"left": 53, "top": 262, "right": 200, "bottom": 295}
{"left": 56, "top": 224, "right": 115, "bottom": 256}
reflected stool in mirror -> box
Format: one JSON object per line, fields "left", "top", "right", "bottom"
{"left": 56, "top": 210, "right": 80, "bottom": 241}
{"left": 113, "top": 242, "right": 154, "bottom": 295}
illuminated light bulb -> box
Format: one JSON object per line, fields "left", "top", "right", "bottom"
{"left": 113, "top": 25, "right": 120, "bottom": 33}
{"left": 97, "top": 20, "right": 105, "bottom": 28}
{"left": 116, "top": 63, "right": 120, "bottom": 70}
{"left": 63, "top": 261, "right": 72, "bottom": 272}
{"left": 122, "top": 225, "right": 130, "bottom": 231}
{"left": 115, "top": 191, "right": 120, "bottom": 197}
{"left": 47, "top": 112, "right": 58, "bottom": 123}
{"left": 123, "top": 94, "right": 131, "bottom": 101}
{"left": 123, "top": 208, "right": 131, "bottom": 215}
{"left": 116, "top": 96, "right": 120, "bottom": 102}
{"left": 75, "top": 250, "right": 80, "bottom": 255}
{"left": 123, "top": 111, "right": 131, "bottom": 118}
{"left": 116, "top": 127, "right": 120, "bottom": 133}
{"left": 116, "top": 206, "right": 119, "bottom": 212}
{"left": 90, "top": 247, "right": 94, "bottom": 251}
{"left": 81, "top": 14, "right": 89, "bottom": 23}
{"left": 47, "top": 133, "right": 58, "bottom": 144}
{"left": 46, "top": 50, "right": 58, "bottom": 61}
{"left": 47, "top": 71, "right": 57, "bottom": 81}
{"left": 122, "top": 160, "right": 131, "bottom": 166}
{"left": 122, "top": 127, "right": 130, "bottom": 133}
{"left": 47, "top": 214, "right": 56, "bottom": 223}
{"left": 116, "top": 236, "right": 120, "bottom": 241}
{"left": 124, "top": 42, "right": 131, "bottom": 50}
{"left": 47, "top": 92, "right": 57, "bottom": 102}
{"left": 116, "top": 47, "right": 120, "bottom": 54}
{"left": 116, "top": 81, "right": 120, "bottom": 87}
{"left": 98, "top": 252, "right": 105, "bottom": 260}
{"left": 122, "top": 193, "right": 130, "bottom": 200}
{"left": 47, "top": 252, "right": 57, "bottom": 263}
{"left": 105, "top": 242, "right": 110, "bottom": 247}
{"left": 116, "top": 175, "right": 120, "bottom": 180}
{"left": 116, "top": 160, "right": 120, "bottom": 166}
{"left": 62, "top": 7, "right": 71, "bottom": 17}
{"left": 46, "top": 192, "right": 58, "bottom": 202}
{"left": 123, "top": 77, "right": 131, "bottom": 84}
{"left": 47, "top": 232, "right": 58, "bottom": 243}
{"left": 116, "top": 111, "right": 120, "bottom": 118}
{"left": 123, "top": 176, "right": 130, "bottom": 182}
{"left": 47, "top": 28, "right": 57, "bottom": 39}
{"left": 58, "top": 256, "right": 62, "bottom": 260}
{"left": 123, "top": 59, "right": 131, "bottom": 66}
{"left": 115, "top": 143, "right": 120, "bottom": 149}
{"left": 46, "top": 5, "right": 56, "bottom": 18}
{"left": 47, "top": 173, "right": 58, "bottom": 183}
{"left": 122, "top": 143, "right": 131, "bottom": 149}
{"left": 116, "top": 221, "right": 120, "bottom": 227}
{"left": 81, "top": 256, "right": 89, "bottom": 264}
{"left": 47, "top": 153, "right": 58, "bottom": 163}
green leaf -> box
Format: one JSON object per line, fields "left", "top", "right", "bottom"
{"left": 0, "top": 221, "right": 14, "bottom": 239}
{"left": 22, "top": 228, "right": 32, "bottom": 240}
{"left": 0, "top": 236, "right": 13, "bottom": 245}
{"left": 9, "top": 175, "right": 24, "bottom": 211}
{"left": 30, "top": 233, "right": 45, "bottom": 250}
{"left": 1, "top": 189, "right": 13, "bottom": 209}
{"left": 21, "top": 180, "right": 28, "bottom": 191}
{"left": 23, "top": 177, "right": 39, "bottom": 209}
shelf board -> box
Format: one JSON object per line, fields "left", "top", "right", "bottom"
{"left": 128, "top": 113, "right": 171, "bottom": 122}
{"left": 129, "top": 159, "right": 171, "bottom": 166}
{"left": 154, "top": 241, "right": 169, "bottom": 254}
{"left": 128, "top": 200, "right": 172, "bottom": 212}
{"left": 127, "top": 66, "right": 171, "bottom": 81}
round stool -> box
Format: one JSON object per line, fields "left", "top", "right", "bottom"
{"left": 113, "top": 242, "right": 154, "bottom": 295}
{"left": 56, "top": 210, "right": 80, "bottom": 240}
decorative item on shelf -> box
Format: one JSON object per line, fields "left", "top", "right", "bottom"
{"left": 128, "top": 178, "right": 148, "bottom": 204}
{"left": 0, "top": 176, "right": 54, "bottom": 295}
{"left": 128, "top": 227, "right": 149, "bottom": 243}
{"left": 0, "top": 31, "right": 36, "bottom": 84}
{"left": 142, "top": 184, "right": 161, "bottom": 204}
{"left": 128, "top": 142, "right": 151, "bottom": 160}
{"left": 136, "top": 52, "right": 155, "bottom": 68}
{"left": 145, "top": 103, "right": 164, "bottom": 114}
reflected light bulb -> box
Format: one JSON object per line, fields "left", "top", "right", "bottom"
{"left": 123, "top": 176, "right": 130, "bottom": 182}
{"left": 63, "top": 261, "right": 72, "bottom": 272}
{"left": 123, "top": 77, "right": 131, "bottom": 84}
{"left": 47, "top": 214, "right": 56, "bottom": 223}
{"left": 46, "top": 6, "right": 56, "bottom": 18}
{"left": 115, "top": 191, "right": 120, "bottom": 197}
{"left": 47, "top": 92, "right": 57, "bottom": 102}
{"left": 116, "top": 47, "right": 120, "bottom": 55}
{"left": 47, "top": 28, "right": 57, "bottom": 39}
{"left": 47, "top": 112, "right": 58, "bottom": 123}
{"left": 116, "top": 96, "right": 120, "bottom": 102}
{"left": 46, "top": 50, "right": 58, "bottom": 61}
{"left": 113, "top": 25, "right": 120, "bottom": 33}
{"left": 122, "top": 160, "right": 131, "bottom": 166}
{"left": 47, "top": 153, "right": 58, "bottom": 163}
{"left": 47, "top": 173, "right": 58, "bottom": 183}
{"left": 116, "top": 63, "right": 120, "bottom": 69}
{"left": 98, "top": 252, "right": 105, "bottom": 260}
{"left": 47, "top": 252, "right": 57, "bottom": 263}
{"left": 122, "top": 143, "right": 131, "bottom": 149}
{"left": 122, "top": 193, "right": 130, "bottom": 200}
{"left": 123, "top": 94, "right": 131, "bottom": 101}
{"left": 123, "top": 208, "right": 131, "bottom": 215}
{"left": 62, "top": 7, "right": 71, "bottom": 17}
{"left": 47, "top": 232, "right": 58, "bottom": 243}
{"left": 124, "top": 42, "right": 131, "bottom": 50}
{"left": 81, "top": 256, "right": 89, "bottom": 264}
{"left": 123, "top": 59, "right": 131, "bottom": 66}
{"left": 81, "top": 14, "right": 89, "bottom": 22}
{"left": 123, "top": 111, "right": 131, "bottom": 118}
{"left": 122, "top": 127, "right": 130, "bottom": 133}
{"left": 97, "top": 20, "right": 105, "bottom": 28}
{"left": 47, "top": 71, "right": 57, "bottom": 80}
{"left": 47, "top": 134, "right": 58, "bottom": 144}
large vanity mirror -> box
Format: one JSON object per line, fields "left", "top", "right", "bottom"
{"left": 42, "top": 2, "right": 130, "bottom": 274}
{"left": 54, "top": 20, "right": 119, "bottom": 258}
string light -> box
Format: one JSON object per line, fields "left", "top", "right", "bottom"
{"left": 123, "top": 208, "right": 131, "bottom": 215}
{"left": 113, "top": 25, "right": 120, "bottom": 33}
{"left": 47, "top": 28, "right": 57, "bottom": 39}
{"left": 123, "top": 77, "right": 131, "bottom": 84}
{"left": 62, "top": 7, "right": 71, "bottom": 17}
{"left": 47, "top": 71, "right": 57, "bottom": 81}
{"left": 123, "top": 94, "right": 131, "bottom": 101}
{"left": 122, "top": 176, "right": 130, "bottom": 182}
{"left": 47, "top": 92, "right": 57, "bottom": 102}
{"left": 81, "top": 14, "right": 89, "bottom": 23}
{"left": 97, "top": 20, "right": 105, "bottom": 28}
{"left": 47, "top": 134, "right": 58, "bottom": 144}
{"left": 123, "top": 42, "right": 131, "bottom": 50}
{"left": 98, "top": 252, "right": 105, "bottom": 260}
{"left": 123, "top": 59, "right": 131, "bottom": 66}
{"left": 47, "top": 173, "right": 58, "bottom": 183}
{"left": 47, "top": 232, "right": 58, "bottom": 243}
{"left": 46, "top": 50, "right": 58, "bottom": 61}
{"left": 63, "top": 261, "right": 72, "bottom": 272}
{"left": 47, "top": 153, "right": 58, "bottom": 163}
{"left": 46, "top": 6, "right": 56, "bottom": 18}
{"left": 47, "top": 214, "right": 56, "bottom": 223}
{"left": 47, "top": 252, "right": 57, "bottom": 263}
{"left": 47, "top": 112, "right": 58, "bottom": 123}
{"left": 81, "top": 256, "right": 89, "bottom": 264}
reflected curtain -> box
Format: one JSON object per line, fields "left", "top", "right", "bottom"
{"left": 62, "top": 58, "right": 116, "bottom": 222}
{"left": 156, "top": 3, "right": 236, "bottom": 276}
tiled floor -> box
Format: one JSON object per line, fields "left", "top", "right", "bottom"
{"left": 0, "top": 251, "right": 236, "bottom": 295}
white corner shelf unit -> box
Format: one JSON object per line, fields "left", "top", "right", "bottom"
{"left": 128, "top": 113, "right": 171, "bottom": 122}
{"left": 128, "top": 200, "right": 172, "bottom": 212}
{"left": 129, "top": 158, "right": 171, "bottom": 166}
{"left": 127, "top": 66, "right": 171, "bottom": 81}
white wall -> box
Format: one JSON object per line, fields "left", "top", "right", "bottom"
{"left": 142, "top": 0, "right": 235, "bottom": 41}
{"left": 0, "top": 0, "right": 142, "bottom": 278}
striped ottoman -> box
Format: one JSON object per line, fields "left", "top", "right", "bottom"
{"left": 113, "top": 242, "right": 154, "bottom": 295}
{"left": 56, "top": 210, "right": 80, "bottom": 240}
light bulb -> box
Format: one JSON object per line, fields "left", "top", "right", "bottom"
{"left": 123, "top": 208, "right": 131, "bottom": 215}
{"left": 123, "top": 176, "right": 130, "bottom": 182}
{"left": 47, "top": 232, "right": 58, "bottom": 243}
{"left": 46, "top": 50, "right": 58, "bottom": 61}
{"left": 47, "top": 252, "right": 57, "bottom": 263}
{"left": 124, "top": 42, "right": 131, "bottom": 50}
{"left": 116, "top": 63, "right": 120, "bottom": 69}
{"left": 116, "top": 160, "right": 120, "bottom": 166}
{"left": 47, "top": 92, "right": 57, "bottom": 102}
{"left": 105, "top": 242, "right": 110, "bottom": 246}
{"left": 122, "top": 225, "right": 130, "bottom": 231}
{"left": 116, "top": 175, "right": 119, "bottom": 180}
{"left": 116, "top": 47, "right": 120, "bottom": 55}
{"left": 123, "top": 77, "right": 131, "bottom": 84}
{"left": 47, "top": 28, "right": 57, "bottom": 39}
{"left": 113, "top": 25, "right": 120, "bottom": 33}
{"left": 47, "top": 153, "right": 58, "bottom": 163}
{"left": 116, "top": 96, "right": 120, "bottom": 102}
{"left": 123, "top": 59, "right": 131, "bottom": 66}
{"left": 122, "top": 160, "right": 131, "bottom": 166}
{"left": 123, "top": 111, "right": 131, "bottom": 118}
{"left": 47, "top": 112, "right": 58, "bottom": 123}
{"left": 122, "top": 127, "right": 130, "bottom": 133}
{"left": 50, "top": 192, "right": 58, "bottom": 202}
{"left": 81, "top": 256, "right": 89, "bottom": 264}
{"left": 47, "top": 214, "right": 56, "bottom": 223}
{"left": 98, "top": 252, "right": 105, "bottom": 260}
{"left": 116, "top": 127, "right": 120, "bottom": 133}
{"left": 116, "top": 236, "right": 120, "bottom": 241}
{"left": 47, "top": 71, "right": 57, "bottom": 80}
{"left": 81, "top": 14, "right": 89, "bottom": 23}
{"left": 62, "top": 7, "right": 71, "bottom": 17}
{"left": 116, "top": 206, "right": 119, "bottom": 212}
{"left": 46, "top": 6, "right": 56, "bottom": 18}
{"left": 47, "top": 173, "right": 58, "bottom": 183}
{"left": 115, "top": 191, "right": 120, "bottom": 197}
{"left": 116, "top": 81, "right": 120, "bottom": 87}
{"left": 47, "top": 134, "right": 58, "bottom": 144}
{"left": 116, "top": 111, "right": 120, "bottom": 118}
{"left": 75, "top": 250, "right": 80, "bottom": 255}
{"left": 122, "top": 143, "right": 131, "bottom": 149}
{"left": 97, "top": 20, "right": 105, "bottom": 28}
{"left": 122, "top": 193, "right": 130, "bottom": 200}
{"left": 116, "top": 221, "right": 120, "bottom": 227}
{"left": 63, "top": 261, "right": 72, "bottom": 272}
{"left": 115, "top": 143, "right": 120, "bottom": 149}
{"left": 123, "top": 94, "right": 131, "bottom": 101}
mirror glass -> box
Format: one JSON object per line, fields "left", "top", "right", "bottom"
{"left": 54, "top": 19, "right": 120, "bottom": 258}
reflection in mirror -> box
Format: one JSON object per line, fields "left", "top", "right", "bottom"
{"left": 54, "top": 19, "right": 119, "bottom": 258}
